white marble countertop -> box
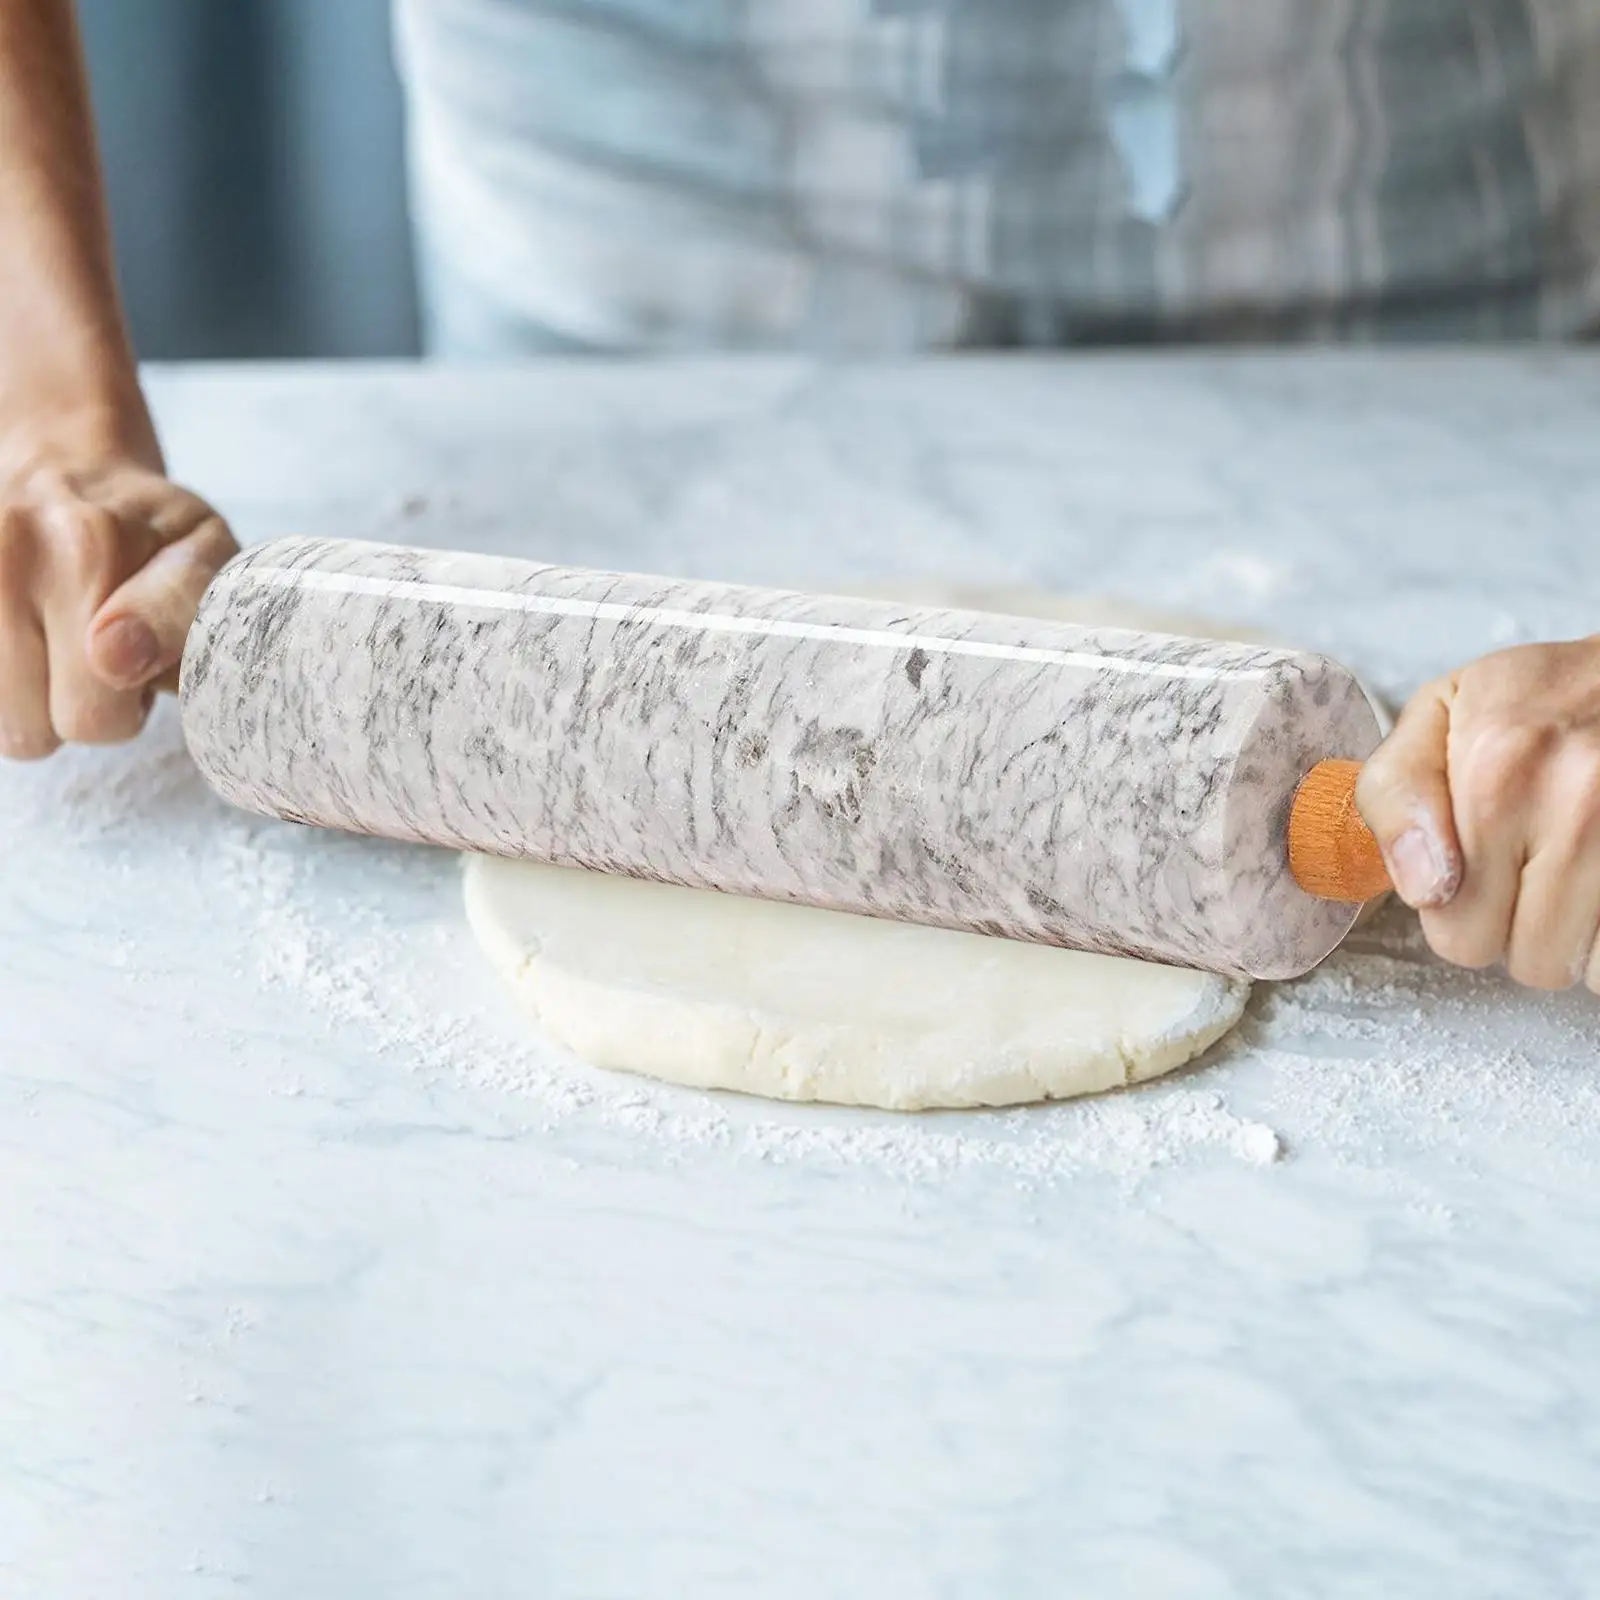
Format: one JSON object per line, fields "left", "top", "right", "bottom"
{"left": 4, "top": 354, "right": 1599, "bottom": 1598}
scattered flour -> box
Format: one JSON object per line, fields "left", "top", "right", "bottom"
{"left": 209, "top": 811, "right": 1286, "bottom": 1186}
{"left": 15, "top": 701, "right": 1598, "bottom": 1193}
{"left": 1230, "top": 1121, "right": 1284, "bottom": 1166}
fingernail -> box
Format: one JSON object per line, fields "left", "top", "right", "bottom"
{"left": 93, "top": 617, "right": 161, "bottom": 683}
{"left": 1388, "top": 825, "right": 1458, "bottom": 908}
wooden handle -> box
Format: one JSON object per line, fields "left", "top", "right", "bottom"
{"left": 1287, "top": 759, "right": 1391, "bottom": 902}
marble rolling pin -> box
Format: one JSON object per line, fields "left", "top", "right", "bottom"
{"left": 180, "top": 538, "right": 1389, "bottom": 981}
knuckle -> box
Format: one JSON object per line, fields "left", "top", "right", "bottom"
{"left": 163, "top": 513, "right": 239, "bottom": 583}
{"left": 1353, "top": 757, "right": 1397, "bottom": 818}
{"left": 1505, "top": 946, "right": 1577, "bottom": 992}
{"left": 47, "top": 505, "right": 123, "bottom": 584}
{"left": 1457, "top": 723, "right": 1551, "bottom": 826}
{"left": 1407, "top": 674, "right": 1456, "bottom": 716}
{"left": 1553, "top": 741, "right": 1600, "bottom": 830}
{"left": 53, "top": 692, "right": 146, "bottom": 746}
{"left": 1354, "top": 745, "right": 1421, "bottom": 838}
{"left": 170, "top": 489, "right": 223, "bottom": 533}
{"left": 193, "top": 515, "right": 240, "bottom": 570}
{"left": 1419, "top": 907, "right": 1504, "bottom": 971}
{"left": 0, "top": 506, "right": 36, "bottom": 583}
{"left": 0, "top": 719, "right": 61, "bottom": 762}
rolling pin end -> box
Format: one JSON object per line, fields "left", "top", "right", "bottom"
{"left": 1288, "top": 758, "right": 1392, "bottom": 903}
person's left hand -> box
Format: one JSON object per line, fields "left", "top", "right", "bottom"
{"left": 1357, "top": 638, "right": 1600, "bottom": 991}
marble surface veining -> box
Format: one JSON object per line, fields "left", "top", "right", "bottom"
{"left": 6, "top": 356, "right": 1600, "bottom": 1599}
{"left": 181, "top": 538, "right": 1377, "bottom": 978}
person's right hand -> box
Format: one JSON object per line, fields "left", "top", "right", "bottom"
{"left": 0, "top": 421, "right": 237, "bottom": 760}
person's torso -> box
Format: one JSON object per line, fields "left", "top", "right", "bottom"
{"left": 395, "top": 0, "right": 1600, "bottom": 352}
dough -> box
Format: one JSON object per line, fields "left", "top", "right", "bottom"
{"left": 464, "top": 857, "right": 1247, "bottom": 1110}
{"left": 461, "top": 585, "right": 1294, "bottom": 1111}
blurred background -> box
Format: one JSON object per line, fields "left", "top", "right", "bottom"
{"left": 80, "top": 0, "right": 420, "bottom": 360}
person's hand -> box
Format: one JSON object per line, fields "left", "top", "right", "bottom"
{"left": 1357, "top": 639, "right": 1600, "bottom": 991}
{"left": 0, "top": 418, "right": 237, "bottom": 759}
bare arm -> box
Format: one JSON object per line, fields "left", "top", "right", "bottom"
{"left": 0, "top": 0, "right": 147, "bottom": 457}
{"left": 0, "top": 0, "right": 234, "bottom": 760}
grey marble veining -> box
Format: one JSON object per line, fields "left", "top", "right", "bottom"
{"left": 181, "top": 537, "right": 1379, "bottom": 979}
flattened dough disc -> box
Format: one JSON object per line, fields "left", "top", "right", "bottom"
{"left": 464, "top": 856, "right": 1248, "bottom": 1110}
{"left": 462, "top": 586, "right": 1278, "bottom": 1111}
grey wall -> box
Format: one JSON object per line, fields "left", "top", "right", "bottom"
{"left": 79, "top": 0, "right": 420, "bottom": 359}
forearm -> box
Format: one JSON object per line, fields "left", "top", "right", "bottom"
{"left": 0, "top": 0, "right": 152, "bottom": 465}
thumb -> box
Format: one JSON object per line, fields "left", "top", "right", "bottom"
{"left": 86, "top": 516, "right": 237, "bottom": 692}
{"left": 1354, "top": 678, "right": 1464, "bottom": 909}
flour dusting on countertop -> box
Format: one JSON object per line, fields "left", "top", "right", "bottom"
{"left": 13, "top": 700, "right": 1598, "bottom": 1193}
